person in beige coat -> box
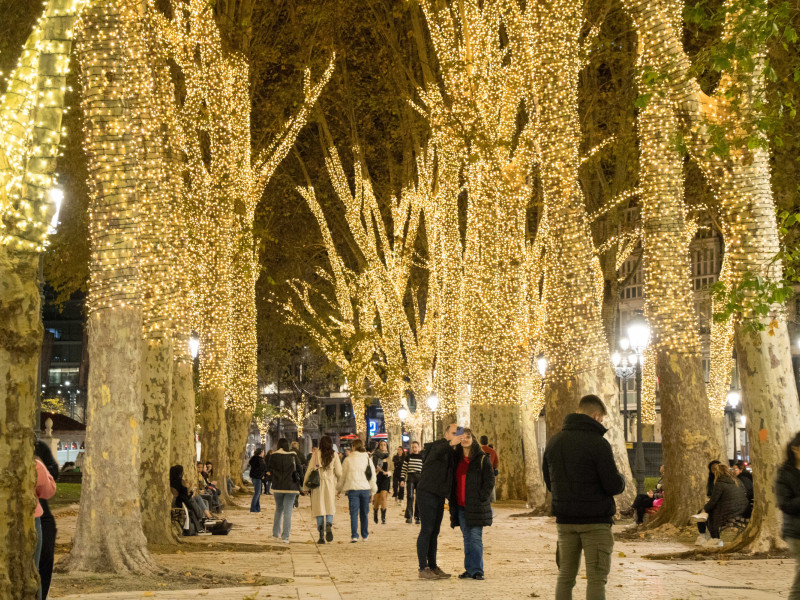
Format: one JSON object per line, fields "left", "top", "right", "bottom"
{"left": 303, "top": 435, "right": 342, "bottom": 544}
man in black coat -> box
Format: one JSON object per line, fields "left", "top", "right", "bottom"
{"left": 543, "top": 394, "right": 625, "bottom": 600}
{"left": 416, "top": 422, "right": 462, "bottom": 580}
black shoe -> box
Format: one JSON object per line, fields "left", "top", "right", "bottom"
{"left": 406, "top": 518, "right": 412, "bottom": 524}
{"left": 374, "top": 509, "right": 378, "bottom": 524}
{"left": 317, "top": 526, "right": 325, "bottom": 544}
{"left": 415, "top": 518, "right": 420, "bottom": 524}
{"left": 381, "top": 509, "right": 386, "bottom": 524}
{"left": 325, "top": 523, "right": 333, "bottom": 542}
{"left": 458, "top": 572, "right": 471, "bottom": 579}
{"left": 472, "top": 573, "right": 484, "bottom": 580}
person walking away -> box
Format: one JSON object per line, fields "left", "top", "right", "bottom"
{"left": 417, "top": 422, "right": 462, "bottom": 580}
{"left": 303, "top": 435, "right": 342, "bottom": 544}
{"left": 34, "top": 455, "right": 56, "bottom": 600}
{"left": 392, "top": 446, "right": 406, "bottom": 502}
{"left": 479, "top": 436, "right": 499, "bottom": 503}
{"left": 337, "top": 438, "right": 377, "bottom": 541}
{"left": 372, "top": 440, "right": 391, "bottom": 524}
{"left": 450, "top": 428, "right": 494, "bottom": 580}
{"left": 264, "top": 450, "right": 273, "bottom": 495}
{"left": 401, "top": 441, "right": 423, "bottom": 523}
{"left": 777, "top": 432, "right": 800, "bottom": 600}
{"left": 693, "top": 462, "right": 749, "bottom": 547}
{"left": 291, "top": 441, "right": 307, "bottom": 508}
{"left": 542, "top": 394, "right": 625, "bottom": 600}
{"left": 34, "top": 441, "right": 59, "bottom": 600}
{"left": 248, "top": 448, "right": 267, "bottom": 513}
{"left": 269, "top": 438, "right": 303, "bottom": 543}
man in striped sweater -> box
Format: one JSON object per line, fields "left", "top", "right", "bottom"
{"left": 400, "top": 441, "right": 423, "bottom": 523}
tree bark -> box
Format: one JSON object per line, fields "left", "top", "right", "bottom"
{"left": 65, "top": 309, "right": 153, "bottom": 573}
{"left": 0, "top": 250, "right": 42, "bottom": 597}
{"left": 139, "top": 338, "right": 175, "bottom": 545}
{"left": 198, "top": 388, "right": 231, "bottom": 505}
{"left": 470, "top": 404, "right": 526, "bottom": 500}
{"left": 170, "top": 359, "right": 197, "bottom": 477}
{"left": 225, "top": 407, "right": 252, "bottom": 487}
{"left": 727, "top": 322, "right": 800, "bottom": 552}
{"left": 520, "top": 402, "right": 547, "bottom": 510}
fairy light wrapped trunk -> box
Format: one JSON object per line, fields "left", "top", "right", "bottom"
{"left": 65, "top": 0, "right": 154, "bottom": 573}
{"left": 625, "top": 0, "right": 722, "bottom": 527}
{"left": 624, "top": 0, "right": 800, "bottom": 551}
{"left": 0, "top": 0, "right": 87, "bottom": 592}
{"left": 521, "top": 0, "right": 635, "bottom": 507}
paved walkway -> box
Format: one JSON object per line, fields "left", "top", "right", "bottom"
{"left": 52, "top": 493, "right": 795, "bottom": 599}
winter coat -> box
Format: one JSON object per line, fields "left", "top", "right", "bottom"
{"left": 303, "top": 449, "right": 342, "bottom": 517}
{"left": 248, "top": 455, "right": 266, "bottom": 480}
{"left": 542, "top": 413, "right": 626, "bottom": 524}
{"left": 704, "top": 475, "right": 749, "bottom": 531}
{"left": 337, "top": 450, "right": 378, "bottom": 495}
{"left": 268, "top": 449, "right": 302, "bottom": 494}
{"left": 418, "top": 438, "right": 457, "bottom": 498}
{"left": 34, "top": 459, "right": 56, "bottom": 518}
{"left": 449, "top": 442, "right": 495, "bottom": 528}
{"left": 392, "top": 453, "right": 406, "bottom": 477}
{"left": 776, "top": 463, "right": 800, "bottom": 539}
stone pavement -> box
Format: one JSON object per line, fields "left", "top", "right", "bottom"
{"left": 52, "top": 492, "right": 795, "bottom": 599}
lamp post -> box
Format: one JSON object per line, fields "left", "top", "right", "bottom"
{"left": 626, "top": 315, "right": 650, "bottom": 495}
{"left": 726, "top": 389, "right": 741, "bottom": 461}
{"left": 398, "top": 406, "right": 408, "bottom": 449}
{"left": 611, "top": 344, "right": 636, "bottom": 443}
{"left": 426, "top": 393, "right": 439, "bottom": 441}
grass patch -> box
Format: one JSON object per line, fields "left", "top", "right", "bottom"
{"left": 50, "top": 482, "right": 81, "bottom": 508}
{"left": 644, "top": 477, "right": 659, "bottom": 491}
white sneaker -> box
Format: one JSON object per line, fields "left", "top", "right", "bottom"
{"left": 198, "top": 531, "right": 212, "bottom": 536}
{"left": 351, "top": 537, "right": 358, "bottom": 543}
{"left": 705, "top": 538, "right": 723, "bottom": 548}
{"left": 282, "top": 539, "right": 290, "bottom": 544}
{"left": 691, "top": 512, "right": 708, "bottom": 522}
{"left": 694, "top": 533, "right": 710, "bottom": 546}
{"left": 361, "top": 536, "right": 368, "bottom": 542}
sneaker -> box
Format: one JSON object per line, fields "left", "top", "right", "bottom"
{"left": 198, "top": 531, "right": 212, "bottom": 536}
{"left": 458, "top": 572, "right": 471, "bottom": 579}
{"left": 351, "top": 537, "right": 358, "bottom": 543}
{"left": 695, "top": 533, "right": 710, "bottom": 546}
{"left": 361, "top": 536, "right": 368, "bottom": 542}
{"left": 472, "top": 573, "right": 484, "bottom": 580}
{"left": 431, "top": 567, "right": 451, "bottom": 579}
{"left": 282, "top": 539, "right": 290, "bottom": 544}
{"left": 705, "top": 538, "right": 724, "bottom": 548}
{"left": 419, "top": 568, "right": 438, "bottom": 580}
{"left": 691, "top": 512, "right": 708, "bottom": 522}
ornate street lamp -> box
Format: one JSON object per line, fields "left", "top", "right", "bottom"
{"left": 427, "top": 393, "right": 439, "bottom": 441}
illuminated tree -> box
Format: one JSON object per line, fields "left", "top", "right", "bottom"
{"left": 0, "top": 0, "right": 87, "bottom": 591}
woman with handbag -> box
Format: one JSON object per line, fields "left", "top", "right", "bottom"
{"left": 303, "top": 436, "right": 342, "bottom": 544}
{"left": 372, "top": 440, "right": 392, "bottom": 524}
{"left": 268, "top": 438, "right": 303, "bottom": 543}
{"left": 337, "top": 438, "right": 378, "bottom": 542}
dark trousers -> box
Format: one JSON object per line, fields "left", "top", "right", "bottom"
{"left": 39, "top": 512, "right": 56, "bottom": 600}
{"left": 405, "top": 480, "right": 420, "bottom": 520}
{"left": 393, "top": 475, "right": 404, "bottom": 500}
{"left": 416, "top": 490, "right": 445, "bottom": 570}
{"left": 632, "top": 494, "right": 655, "bottom": 524}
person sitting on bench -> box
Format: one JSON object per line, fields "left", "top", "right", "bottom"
{"left": 170, "top": 465, "right": 211, "bottom": 535}
{"left": 693, "top": 462, "right": 749, "bottom": 547}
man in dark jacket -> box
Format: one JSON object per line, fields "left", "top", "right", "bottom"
{"left": 249, "top": 448, "right": 266, "bottom": 513}
{"left": 543, "top": 394, "right": 625, "bottom": 600}
{"left": 416, "top": 422, "right": 462, "bottom": 580}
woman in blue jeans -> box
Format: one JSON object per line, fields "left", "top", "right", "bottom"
{"left": 337, "top": 439, "right": 378, "bottom": 542}
{"left": 449, "top": 428, "right": 494, "bottom": 580}
{"left": 267, "top": 438, "right": 302, "bottom": 543}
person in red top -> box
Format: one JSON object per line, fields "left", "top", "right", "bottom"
{"left": 480, "top": 436, "right": 499, "bottom": 503}
{"left": 450, "top": 429, "right": 495, "bottom": 580}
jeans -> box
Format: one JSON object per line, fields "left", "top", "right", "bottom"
{"left": 272, "top": 492, "right": 297, "bottom": 541}
{"left": 35, "top": 516, "right": 42, "bottom": 600}
{"left": 788, "top": 537, "right": 800, "bottom": 600}
{"left": 416, "top": 490, "right": 445, "bottom": 570}
{"left": 316, "top": 514, "right": 334, "bottom": 528}
{"left": 555, "top": 523, "right": 613, "bottom": 600}
{"left": 405, "top": 480, "right": 420, "bottom": 520}
{"left": 251, "top": 478, "right": 262, "bottom": 512}
{"left": 457, "top": 506, "right": 484, "bottom": 576}
{"left": 346, "top": 490, "right": 371, "bottom": 539}
{"left": 265, "top": 479, "right": 272, "bottom": 494}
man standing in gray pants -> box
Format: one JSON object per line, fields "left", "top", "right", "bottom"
{"left": 542, "top": 395, "right": 626, "bottom": 600}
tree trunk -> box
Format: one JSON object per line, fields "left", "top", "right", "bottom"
{"left": 139, "top": 338, "right": 175, "bottom": 545}
{"left": 225, "top": 407, "right": 251, "bottom": 487}
{"left": 727, "top": 322, "right": 800, "bottom": 552}
{"left": 198, "top": 388, "right": 231, "bottom": 505}
{"left": 387, "top": 422, "right": 402, "bottom": 451}
{"left": 520, "top": 402, "right": 547, "bottom": 510}
{"left": 170, "top": 359, "right": 197, "bottom": 476}
{"left": 470, "top": 404, "right": 526, "bottom": 500}
{"left": 0, "top": 250, "right": 42, "bottom": 597}
{"left": 65, "top": 309, "right": 153, "bottom": 573}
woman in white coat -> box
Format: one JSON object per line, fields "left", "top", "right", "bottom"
{"left": 337, "top": 438, "right": 378, "bottom": 542}
{"left": 303, "top": 435, "right": 342, "bottom": 544}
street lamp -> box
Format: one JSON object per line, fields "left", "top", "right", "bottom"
{"left": 536, "top": 353, "right": 548, "bottom": 379}
{"left": 611, "top": 340, "right": 636, "bottom": 443}
{"left": 189, "top": 333, "right": 200, "bottom": 360}
{"left": 398, "top": 405, "right": 409, "bottom": 449}
{"left": 427, "top": 393, "right": 439, "bottom": 441}
{"left": 727, "top": 389, "right": 742, "bottom": 461}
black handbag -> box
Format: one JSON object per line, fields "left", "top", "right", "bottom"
{"left": 365, "top": 460, "right": 373, "bottom": 481}
{"left": 307, "top": 467, "right": 321, "bottom": 489}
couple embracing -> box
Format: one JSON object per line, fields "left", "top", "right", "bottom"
{"left": 417, "top": 423, "right": 495, "bottom": 581}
